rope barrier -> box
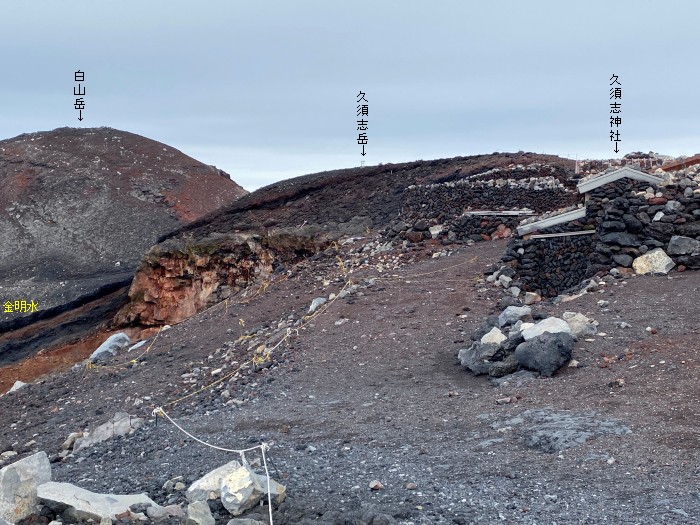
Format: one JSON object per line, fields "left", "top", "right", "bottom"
{"left": 84, "top": 238, "right": 481, "bottom": 525}
{"left": 153, "top": 407, "right": 275, "bottom": 524}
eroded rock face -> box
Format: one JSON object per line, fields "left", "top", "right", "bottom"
{"left": 116, "top": 232, "right": 324, "bottom": 327}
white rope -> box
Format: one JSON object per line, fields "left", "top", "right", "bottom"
{"left": 153, "top": 407, "right": 275, "bottom": 523}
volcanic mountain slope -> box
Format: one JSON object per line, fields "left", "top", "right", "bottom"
{"left": 0, "top": 127, "right": 246, "bottom": 363}
{"left": 169, "top": 152, "right": 574, "bottom": 240}
{"left": 115, "top": 152, "right": 575, "bottom": 327}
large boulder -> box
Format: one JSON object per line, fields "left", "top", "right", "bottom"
{"left": 0, "top": 452, "right": 52, "bottom": 524}
{"left": 73, "top": 412, "right": 144, "bottom": 452}
{"left": 632, "top": 248, "right": 675, "bottom": 275}
{"left": 186, "top": 459, "right": 242, "bottom": 502}
{"left": 515, "top": 332, "right": 575, "bottom": 377}
{"left": 667, "top": 235, "right": 700, "bottom": 256}
{"left": 89, "top": 333, "right": 130, "bottom": 364}
{"left": 219, "top": 465, "right": 286, "bottom": 516}
{"left": 521, "top": 317, "right": 572, "bottom": 341}
{"left": 37, "top": 482, "right": 158, "bottom": 522}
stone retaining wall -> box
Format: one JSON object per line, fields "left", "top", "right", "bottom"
{"left": 503, "top": 178, "right": 700, "bottom": 297}
{"left": 389, "top": 164, "right": 580, "bottom": 244}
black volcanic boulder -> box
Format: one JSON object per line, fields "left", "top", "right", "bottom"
{"left": 515, "top": 332, "right": 575, "bottom": 377}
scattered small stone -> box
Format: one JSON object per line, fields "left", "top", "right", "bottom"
{"left": 368, "top": 480, "right": 384, "bottom": 491}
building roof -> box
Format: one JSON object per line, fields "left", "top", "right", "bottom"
{"left": 576, "top": 166, "right": 663, "bottom": 193}
{"left": 516, "top": 207, "right": 586, "bottom": 236}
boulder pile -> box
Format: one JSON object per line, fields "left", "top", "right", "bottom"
{"left": 458, "top": 306, "right": 597, "bottom": 378}
{"left": 0, "top": 449, "right": 285, "bottom": 525}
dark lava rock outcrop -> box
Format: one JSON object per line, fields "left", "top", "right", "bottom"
{"left": 0, "top": 127, "right": 246, "bottom": 364}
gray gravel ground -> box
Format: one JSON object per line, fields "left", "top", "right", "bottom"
{"left": 2, "top": 239, "right": 700, "bottom": 524}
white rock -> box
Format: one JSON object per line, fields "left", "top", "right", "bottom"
{"left": 652, "top": 211, "right": 664, "bottom": 222}
{"left": 498, "top": 275, "right": 512, "bottom": 288}
{"left": 308, "top": 297, "right": 327, "bottom": 314}
{"left": 184, "top": 500, "right": 214, "bottom": 525}
{"left": 480, "top": 327, "right": 507, "bottom": 345}
{"left": 89, "top": 333, "right": 130, "bottom": 364}
{"left": 562, "top": 312, "right": 598, "bottom": 337}
{"left": 507, "top": 286, "right": 521, "bottom": 297}
{"left": 37, "top": 482, "right": 158, "bottom": 522}
{"left": 0, "top": 452, "right": 52, "bottom": 523}
{"left": 73, "top": 412, "right": 144, "bottom": 452}
{"left": 186, "top": 460, "right": 242, "bottom": 502}
{"left": 632, "top": 248, "right": 675, "bottom": 275}
{"left": 7, "top": 381, "right": 27, "bottom": 394}
{"left": 521, "top": 317, "right": 572, "bottom": 341}
{"left": 219, "top": 465, "right": 286, "bottom": 516}
{"left": 498, "top": 306, "right": 531, "bottom": 327}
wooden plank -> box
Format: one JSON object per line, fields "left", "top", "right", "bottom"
{"left": 516, "top": 208, "right": 586, "bottom": 236}
{"left": 462, "top": 210, "right": 535, "bottom": 216}
{"left": 529, "top": 230, "right": 596, "bottom": 239}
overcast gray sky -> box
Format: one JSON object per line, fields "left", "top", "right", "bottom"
{"left": 2, "top": 1, "right": 698, "bottom": 190}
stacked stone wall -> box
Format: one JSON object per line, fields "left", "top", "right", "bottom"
{"left": 504, "top": 178, "right": 700, "bottom": 297}
{"left": 390, "top": 165, "right": 579, "bottom": 244}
